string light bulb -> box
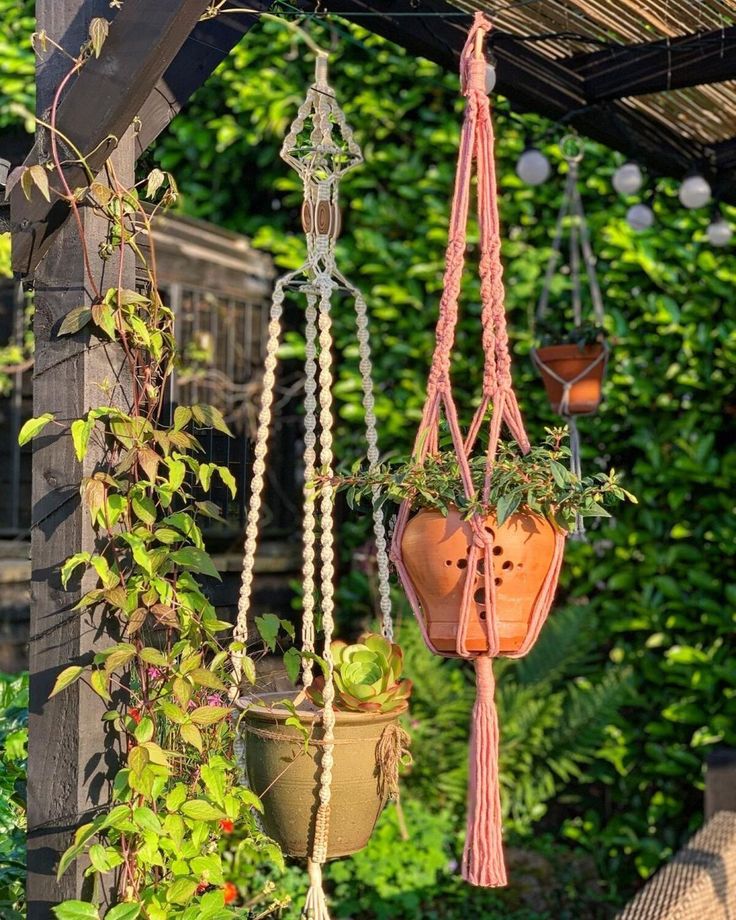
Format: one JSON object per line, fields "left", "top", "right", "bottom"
{"left": 679, "top": 174, "right": 711, "bottom": 209}
{"left": 613, "top": 162, "right": 643, "bottom": 196}
{"left": 516, "top": 147, "right": 551, "bottom": 186}
{"left": 706, "top": 216, "right": 732, "bottom": 247}
{"left": 626, "top": 202, "right": 654, "bottom": 231}
{"left": 485, "top": 63, "right": 496, "bottom": 93}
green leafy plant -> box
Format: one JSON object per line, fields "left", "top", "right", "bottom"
{"left": 15, "top": 21, "right": 285, "bottom": 920}
{"left": 306, "top": 633, "right": 412, "bottom": 713}
{"left": 535, "top": 318, "right": 606, "bottom": 349}
{"left": 331, "top": 428, "right": 635, "bottom": 531}
{"left": 0, "top": 672, "right": 27, "bottom": 920}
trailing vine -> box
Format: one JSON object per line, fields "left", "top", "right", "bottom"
{"left": 18, "top": 21, "right": 284, "bottom": 920}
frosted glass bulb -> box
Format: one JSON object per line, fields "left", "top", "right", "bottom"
{"left": 679, "top": 175, "right": 711, "bottom": 209}
{"left": 516, "top": 148, "right": 550, "bottom": 186}
{"left": 706, "top": 218, "right": 732, "bottom": 247}
{"left": 613, "top": 162, "right": 643, "bottom": 196}
{"left": 485, "top": 64, "right": 496, "bottom": 93}
{"left": 626, "top": 203, "right": 654, "bottom": 231}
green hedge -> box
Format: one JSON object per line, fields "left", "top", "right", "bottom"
{"left": 150, "top": 18, "right": 736, "bottom": 899}
{"left": 3, "top": 6, "right": 736, "bottom": 913}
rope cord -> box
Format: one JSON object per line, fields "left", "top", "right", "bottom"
{"left": 234, "top": 51, "right": 393, "bottom": 920}
{"left": 530, "top": 138, "right": 608, "bottom": 538}
{"left": 389, "top": 12, "right": 566, "bottom": 889}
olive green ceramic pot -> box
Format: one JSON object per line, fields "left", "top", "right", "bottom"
{"left": 241, "top": 693, "right": 408, "bottom": 858}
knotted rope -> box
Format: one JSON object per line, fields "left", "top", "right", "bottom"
{"left": 233, "top": 52, "right": 393, "bottom": 920}
{"left": 390, "top": 13, "right": 566, "bottom": 887}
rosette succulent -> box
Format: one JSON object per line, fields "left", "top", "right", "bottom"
{"left": 307, "top": 633, "right": 412, "bottom": 714}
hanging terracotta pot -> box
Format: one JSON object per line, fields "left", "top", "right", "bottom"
{"left": 242, "top": 693, "right": 408, "bottom": 858}
{"left": 535, "top": 343, "right": 606, "bottom": 414}
{"left": 401, "top": 506, "right": 559, "bottom": 654}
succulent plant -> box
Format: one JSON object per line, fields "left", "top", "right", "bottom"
{"left": 306, "top": 633, "right": 412, "bottom": 714}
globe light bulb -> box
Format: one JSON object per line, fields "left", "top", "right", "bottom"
{"left": 679, "top": 174, "right": 711, "bottom": 209}
{"left": 613, "top": 162, "right": 643, "bottom": 196}
{"left": 485, "top": 63, "right": 496, "bottom": 93}
{"left": 626, "top": 203, "right": 654, "bottom": 231}
{"left": 516, "top": 148, "right": 551, "bottom": 186}
{"left": 706, "top": 217, "right": 732, "bottom": 247}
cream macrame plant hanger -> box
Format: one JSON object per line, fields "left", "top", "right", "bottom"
{"left": 531, "top": 136, "right": 608, "bottom": 538}
{"left": 232, "top": 52, "right": 393, "bottom": 920}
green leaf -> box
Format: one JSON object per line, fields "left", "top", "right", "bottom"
{"left": 58, "top": 306, "right": 93, "bottom": 336}
{"left": 146, "top": 168, "right": 165, "bottom": 199}
{"left": 189, "top": 668, "right": 226, "bottom": 691}
{"left": 496, "top": 491, "right": 521, "bottom": 525}
{"left": 166, "top": 783, "right": 188, "bottom": 812}
{"left": 88, "top": 16, "right": 109, "bottom": 57}
{"left": 133, "top": 805, "right": 163, "bottom": 834}
{"left": 180, "top": 722, "right": 203, "bottom": 752}
{"left": 50, "top": 665, "right": 85, "bottom": 697}
{"left": 18, "top": 413, "right": 55, "bottom": 446}
{"left": 106, "top": 905, "right": 142, "bottom": 920}
{"left": 284, "top": 647, "right": 302, "bottom": 684}
{"left": 173, "top": 406, "right": 192, "bottom": 431}
{"left": 90, "top": 669, "right": 111, "bottom": 703}
{"left": 189, "top": 705, "right": 231, "bottom": 726}
{"left": 132, "top": 495, "right": 157, "bottom": 525}
{"left": 191, "top": 404, "right": 232, "bottom": 436}
{"left": 61, "top": 552, "right": 92, "bottom": 587}
{"left": 216, "top": 466, "right": 237, "bottom": 498}
{"left": 170, "top": 547, "right": 221, "bottom": 581}
{"left": 52, "top": 901, "right": 100, "bottom": 920}
{"left": 255, "top": 613, "right": 281, "bottom": 652}
{"left": 134, "top": 717, "right": 154, "bottom": 743}
{"left": 166, "top": 878, "right": 198, "bottom": 905}
{"left": 71, "top": 418, "right": 93, "bottom": 461}
{"left": 180, "top": 799, "right": 227, "bottom": 821}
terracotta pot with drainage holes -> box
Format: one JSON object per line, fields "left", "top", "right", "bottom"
{"left": 401, "top": 506, "right": 559, "bottom": 654}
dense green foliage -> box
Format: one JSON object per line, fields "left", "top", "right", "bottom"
{"left": 2, "top": 3, "right": 736, "bottom": 915}
{"left": 0, "top": 672, "right": 27, "bottom": 919}
{"left": 151, "top": 15, "right": 736, "bottom": 904}
{"left": 334, "top": 426, "right": 635, "bottom": 529}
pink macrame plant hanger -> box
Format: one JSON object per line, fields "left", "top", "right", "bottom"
{"left": 390, "top": 13, "right": 566, "bottom": 887}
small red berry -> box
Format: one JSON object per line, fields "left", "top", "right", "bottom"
{"left": 196, "top": 882, "right": 209, "bottom": 894}
{"left": 223, "top": 882, "right": 238, "bottom": 905}
{"left": 219, "top": 819, "right": 234, "bottom": 833}
{"left": 129, "top": 708, "right": 142, "bottom": 725}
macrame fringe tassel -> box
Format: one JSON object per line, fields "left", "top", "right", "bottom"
{"left": 302, "top": 859, "right": 331, "bottom": 920}
{"left": 461, "top": 656, "right": 507, "bottom": 888}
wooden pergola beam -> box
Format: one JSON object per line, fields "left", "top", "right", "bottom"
{"left": 571, "top": 26, "right": 736, "bottom": 102}
{"left": 133, "top": 5, "right": 271, "bottom": 158}
{"left": 306, "top": 0, "right": 701, "bottom": 179}
{"left": 10, "top": 0, "right": 213, "bottom": 276}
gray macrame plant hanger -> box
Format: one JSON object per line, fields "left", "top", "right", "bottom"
{"left": 531, "top": 136, "right": 609, "bottom": 538}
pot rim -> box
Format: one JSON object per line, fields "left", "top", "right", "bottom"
{"left": 237, "top": 690, "right": 408, "bottom": 726}
{"left": 535, "top": 342, "right": 605, "bottom": 359}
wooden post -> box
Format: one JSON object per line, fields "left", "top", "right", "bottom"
{"left": 25, "top": 1, "right": 134, "bottom": 913}
{"left": 705, "top": 749, "right": 736, "bottom": 819}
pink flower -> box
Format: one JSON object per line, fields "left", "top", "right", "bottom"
{"left": 206, "top": 693, "right": 224, "bottom": 707}
{"left": 147, "top": 667, "right": 164, "bottom": 681}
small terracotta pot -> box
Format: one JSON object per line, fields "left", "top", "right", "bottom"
{"left": 241, "top": 693, "right": 407, "bottom": 858}
{"left": 535, "top": 343, "right": 606, "bottom": 414}
{"left": 401, "top": 507, "right": 558, "bottom": 654}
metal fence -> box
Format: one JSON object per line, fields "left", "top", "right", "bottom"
{"left": 0, "top": 212, "right": 302, "bottom": 540}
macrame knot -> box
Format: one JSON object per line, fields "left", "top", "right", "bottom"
{"left": 461, "top": 12, "right": 492, "bottom": 95}
{"left": 466, "top": 59, "right": 487, "bottom": 94}
{"left": 470, "top": 517, "right": 493, "bottom": 550}
{"left": 475, "top": 654, "right": 495, "bottom": 695}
